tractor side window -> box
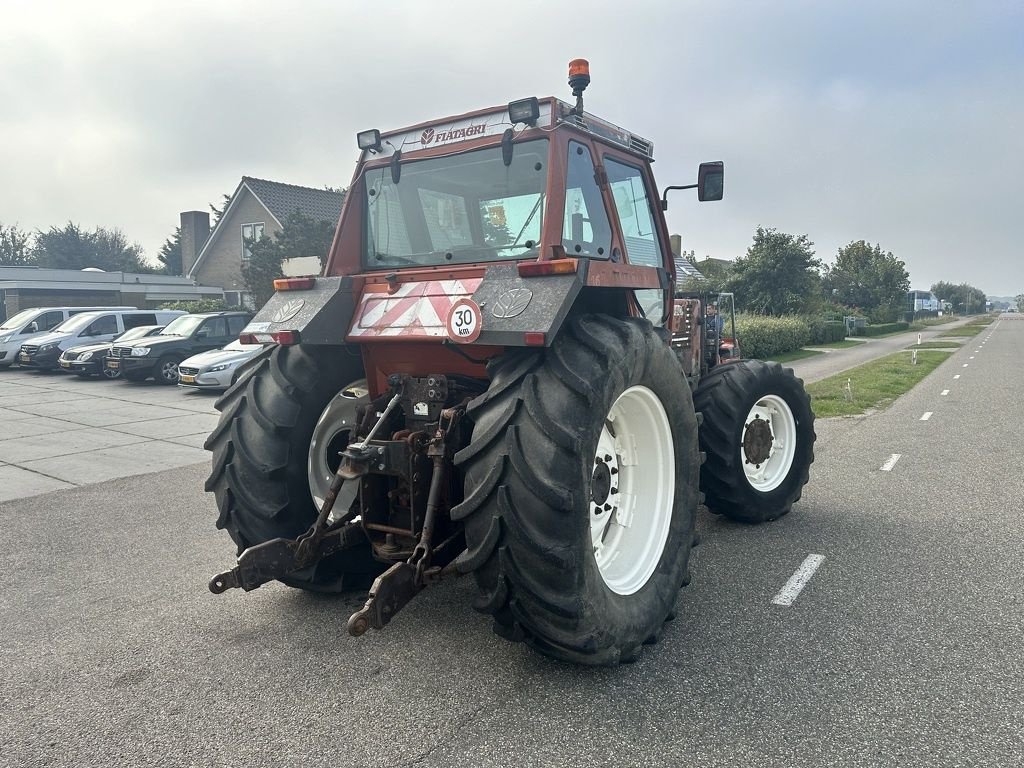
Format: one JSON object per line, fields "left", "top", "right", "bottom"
{"left": 563, "top": 142, "right": 611, "bottom": 259}
{"left": 605, "top": 158, "right": 666, "bottom": 325}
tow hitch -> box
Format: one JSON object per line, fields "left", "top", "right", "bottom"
{"left": 208, "top": 377, "right": 466, "bottom": 637}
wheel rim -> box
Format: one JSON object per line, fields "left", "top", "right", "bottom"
{"left": 102, "top": 367, "right": 120, "bottom": 380}
{"left": 741, "top": 394, "right": 797, "bottom": 492}
{"left": 590, "top": 385, "right": 675, "bottom": 596}
{"left": 308, "top": 380, "right": 368, "bottom": 518}
{"left": 160, "top": 360, "right": 179, "bottom": 383}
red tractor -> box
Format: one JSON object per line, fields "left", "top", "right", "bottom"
{"left": 207, "top": 61, "right": 815, "bottom": 665}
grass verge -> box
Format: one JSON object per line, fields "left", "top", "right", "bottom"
{"left": 907, "top": 341, "right": 962, "bottom": 350}
{"left": 936, "top": 325, "right": 986, "bottom": 337}
{"left": 809, "top": 339, "right": 868, "bottom": 349}
{"left": 769, "top": 349, "right": 823, "bottom": 363}
{"left": 805, "top": 350, "right": 953, "bottom": 418}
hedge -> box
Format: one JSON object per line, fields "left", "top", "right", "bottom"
{"left": 857, "top": 321, "right": 910, "bottom": 337}
{"left": 157, "top": 299, "right": 231, "bottom": 313}
{"left": 735, "top": 314, "right": 811, "bottom": 360}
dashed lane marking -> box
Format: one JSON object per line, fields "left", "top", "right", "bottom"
{"left": 772, "top": 554, "right": 826, "bottom": 606}
{"left": 954, "top": 374, "right": 961, "bottom": 379}
{"left": 941, "top": 389, "right": 950, "bottom": 396}
{"left": 880, "top": 453, "right": 902, "bottom": 471}
{"left": 920, "top": 412, "right": 933, "bottom": 421}
{"left": 963, "top": 364, "right": 969, "bottom": 368}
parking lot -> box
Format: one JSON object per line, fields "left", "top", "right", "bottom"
{"left": 0, "top": 368, "right": 218, "bottom": 502}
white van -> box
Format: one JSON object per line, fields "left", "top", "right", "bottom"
{"left": 16, "top": 309, "right": 186, "bottom": 371}
{"left": 0, "top": 306, "right": 136, "bottom": 368}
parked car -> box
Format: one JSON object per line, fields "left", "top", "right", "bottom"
{"left": 17, "top": 310, "right": 186, "bottom": 371}
{"left": 59, "top": 325, "right": 165, "bottom": 379}
{"left": 107, "top": 311, "right": 253, "bottom": 385}
{"left": 177, "top": 339, "right": 262, "bottom": 391}
{"left": 0, "top": 305, "right": 136, "bottom": 368}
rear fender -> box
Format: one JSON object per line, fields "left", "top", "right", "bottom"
{"left": 241, "top": 277, "right": 357, "bottom": 344}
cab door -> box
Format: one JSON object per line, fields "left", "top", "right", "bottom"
{"left": 195, "top": 317, "right": 232, "bottom": 352}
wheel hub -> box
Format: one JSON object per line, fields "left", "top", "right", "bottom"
{"left": 743, "top": 416, "right": 773, "bottom": 466}
{"left": 591, "top": 459, "right": 612, "bottom": 506}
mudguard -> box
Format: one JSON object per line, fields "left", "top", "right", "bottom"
{"left": 241, "top": 277, "right": 357, "bottom": 345}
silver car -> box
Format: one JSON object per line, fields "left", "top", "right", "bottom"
{"left": 176, "top": 339, "right": 262, "bottom": 391}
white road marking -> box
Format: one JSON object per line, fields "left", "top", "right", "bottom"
{"left": 969, "top": 356, "right": 975, "bottom": 359}
{"left": 941, "top": 389, "right": 950, "bottom": 396}
{"left": 954, "top": 374, "right": 961, "bottom": 379}
{"left": 963, "top": 364, "right": 969, "bottom": 368}
{"left": 772, "top": 554, "right": 826, "bottom": 606}
{"left": 880, "top": 453, "right": 902, "bottom": 471}
{"left": 920, "top": 412, "right": 933, "bottom": 421}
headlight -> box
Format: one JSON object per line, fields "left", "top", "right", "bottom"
{"left": 131, "top": 347, "right": 151, "bottom": 357}
{"left": 209, "top": 361, "right": 238, "bottom": 373}
{"left": 0, "top": 335, "right": 10, "bottom": 344}
{"left": 79, "top": 351, "right": 93, "bottom": 361}
{"left": 39, "top": 343, "right": 57, "bottom": 352}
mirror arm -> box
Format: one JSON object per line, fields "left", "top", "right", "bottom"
{"left": 661, "top": 184, "right": 697, "bottom": 211}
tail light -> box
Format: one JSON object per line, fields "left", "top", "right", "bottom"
{"left": 273, "top": 277, "right": 316, "bottom": 291}
{"left": 517, "top": 258, "right": 578, "bottom": 278}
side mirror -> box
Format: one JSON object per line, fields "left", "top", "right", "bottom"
{"left": 28, "top": 322, "right": 39, "bottom": 333}
{"left": 196, "top": 329, "right": 209, "bottom": 339}
{"left": 697, "top": 162, "right": 724, "bottom": 202}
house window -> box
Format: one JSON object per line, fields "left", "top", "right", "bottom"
{"left": 241, "top": 222, "right": 265, "bottom": 261}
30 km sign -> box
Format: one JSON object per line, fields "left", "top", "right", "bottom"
{"left": 446, "top": 298, "right": 482, "bottom": 343}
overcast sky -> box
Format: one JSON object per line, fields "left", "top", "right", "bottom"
{"left": 1, "top": 0, "right": 1020, "bottom": 295}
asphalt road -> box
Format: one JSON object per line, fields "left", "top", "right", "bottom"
{"left": 787, "top": 317, "right": 973, "bottom": 384}
{"left": 2, "top": 316, "right": 1022, "bottom": 767}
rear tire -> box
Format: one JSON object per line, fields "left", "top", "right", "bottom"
{"left": 204, "top": 344, "right": 384, "bottom": 592}
{"left": 455, "top": 315, "right": 699, "bottom": 665}
{"left": 694, "top": 360, "right": 815, "bottom": 523}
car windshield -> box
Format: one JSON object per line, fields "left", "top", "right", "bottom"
{"left": 160, "top": 315, "right": 205, "bottom": 337}
{"left": 0, "top": 308, "right": 40, "bottom": 331}
{"left": 116, "top": 325, "right": 160, "bottom": 342}
{"left": 48, "top": 312, "right": 102, "bottom": 334}
{"left": 364, "top": 138, "right": 548, "bottom": 268}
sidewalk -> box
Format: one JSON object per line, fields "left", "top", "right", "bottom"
{"left": 785, "top": 318, "right": 973, "bottom": 384}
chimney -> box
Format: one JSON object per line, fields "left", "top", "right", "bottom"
{"left": 670, "top": 234, "right": 682, "bottom": 256}
{"left": 180, "top": 211, "right": 210, "bottom": 277}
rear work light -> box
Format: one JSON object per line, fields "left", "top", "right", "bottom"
{"left": 508, "top": 97, "right": 540, "bottom": 126}
{"left": 273, "top": 277, "right": 316, "bottom": 291}
{"left": 517, "top": 258, "right": 578, "bottom": 278}
{"left": 357, "top": 129, "right": 382, "bottom": 152}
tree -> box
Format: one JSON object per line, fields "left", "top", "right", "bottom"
{"left": 241, "top": 210, "right": 337, "bottom": 308}
{"left": 822, "top": 240, "right": 910, "bottom": 323}
{"left": 931, "top": 281, "right": 988, "bottom": 315}
{"left": 1017, "top": 294, "right": 1024, "bottom": 313}
{"left": 32, "top": 222, "right": 154, "bottom": 272}
{"left": 157, "top": 227, "right": 183, "bottom": 275}
{"left": 0, "top": 223, "right": 34, "bottom": 266}
{"left": 727, "top": 227, "right": 822, "bottom": 315}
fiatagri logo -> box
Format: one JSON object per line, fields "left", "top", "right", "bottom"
{"left": 420, "top": 124, "right": 486, "bottom": 145}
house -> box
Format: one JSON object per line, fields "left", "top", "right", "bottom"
{"left": 181, "top": 177, "right": 344, "bottom": 307}
{"left": 908, "top": 290, "right": 940, "bottom": 312}
{"left": 0, "top": 266, "right": 223, "bottom": 323}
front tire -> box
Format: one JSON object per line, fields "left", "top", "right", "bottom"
{"left": 455, "top": 315, "right": 699, "bottom": 665}
{"left": 156, "top": 356, "right": 182, "bottom": 385}
{"left": 204, "top": 344, "right": 384, "bottom": 592}
{"left": 694, "top": 360, "right": 815, "bottom": 523}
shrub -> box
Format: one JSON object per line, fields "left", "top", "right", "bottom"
{"left": 735, "top": 314, "right": 811, "bottom": 360}
{"left": 858, "top": 321, "right": 910, "bottom": 337}
{"left": 157, "top": 299, "right": 231, "bottom": 313}
{"left": 801, "top": 315, "right": 847, "bottom": 345}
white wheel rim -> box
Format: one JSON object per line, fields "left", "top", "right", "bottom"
{"left": 741, "top": 394, "right": 797, "bottom": 492}
{"left": 590, "top": 385, "right": 675, "bottom": 596}
{"left": 308, "top": 380, "right": 368, "bottom": 518}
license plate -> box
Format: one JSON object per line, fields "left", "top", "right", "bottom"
{"left": 60, "top": 360, "right": 71, "bottom": 368}
{"left": 107, "top": 360, "right": 120, "bottom": 369}
{"left": 179, "top": 374, "right": 195, "bottom": 384}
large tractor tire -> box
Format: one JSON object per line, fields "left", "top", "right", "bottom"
{"left": 694, "top": 360, "right": 815, "bottom": 524}
{"left": 204, "top": 344, "right": 385, "bottom": 592}
{"left": 455, "top": 315, "right": 699, "bottom": 665}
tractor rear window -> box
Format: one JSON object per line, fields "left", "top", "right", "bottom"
{"left": 363, "top": 139, "right": 548, "bottom": 268}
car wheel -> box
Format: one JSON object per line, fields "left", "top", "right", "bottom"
{"left": 157, "top": 356, "right": 182, "bottom": 385}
